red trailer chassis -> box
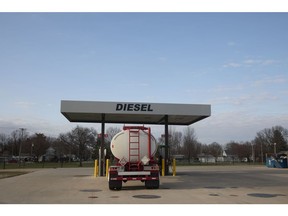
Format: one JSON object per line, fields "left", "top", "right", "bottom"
{"left": 108, "top": 165, "right": 160, "bottom": 190}
{"left": 108, "top": 126, "right": 160, "bottom": 190}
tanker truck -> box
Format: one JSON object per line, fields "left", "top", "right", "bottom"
{"left": 108, "top": 125, "right": 160, "bottom": 190}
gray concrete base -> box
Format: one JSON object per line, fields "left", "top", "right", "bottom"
{"left": 0, "top": 165, "right": 287, "bottom": 204}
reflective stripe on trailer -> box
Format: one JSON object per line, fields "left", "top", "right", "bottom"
{"left": 118, "top": 171, "right": 150, "bottom": 176}
{"left": 110, "top": 176, "right": 159, "bottom": 181}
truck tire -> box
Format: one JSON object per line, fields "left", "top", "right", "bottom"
{"left": 145, "top": 179, "right": 159, "bottom": 189}
{"left": 145, "top": 171, "right": 160, "bottom": 189}
{"left": 108, "top": 173, "right": 122, "bottom": 190}
{"left": 109, "top": 180, "right": 122, "bottom": 190}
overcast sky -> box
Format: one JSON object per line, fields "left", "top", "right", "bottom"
{"left": 0, "top": 4, "right": 288, "bottom": 144}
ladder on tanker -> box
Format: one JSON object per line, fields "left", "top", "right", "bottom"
{"left": 128, "top": 128, "right": 141, "bottom": 170}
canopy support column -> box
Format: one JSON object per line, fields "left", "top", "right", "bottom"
{"left": 164, "top": 115, "right": 169, "bottom": 175}
{"left": 100, "top": 114, "right": 105, "bottom": 176}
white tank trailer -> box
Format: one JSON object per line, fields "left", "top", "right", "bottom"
{"left": 108, "top": 126, "right": 160, "bottom": 190}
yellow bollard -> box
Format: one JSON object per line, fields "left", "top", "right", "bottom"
{"left": 172, "top": 158, "right": 176, "bottom": 176}
{"left": 94, "top": 159, "right": 98, "bottom": 177}
{"left": 106, "top": 159, "right": 109, "bottom": 177}
{"left": 96, "top": 160, "right": 99, "bottom": 177}
{"left": 161, "top": 158, "right": 165, "bottom": 176}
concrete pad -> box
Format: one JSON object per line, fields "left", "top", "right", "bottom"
{"left": 0, "top": 165, "right": 287, "bottom": 204}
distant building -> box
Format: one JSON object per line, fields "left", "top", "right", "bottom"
{"left": 197, "top": 151, "right": 240, "bottom": 163}
{"left": 172, "top": 155, "right": 185, "bottom": 161}
{"left": 38, "top": 147, "right": 57, "bottom": 162}
{"left": 198, "top": 154, "right": 216, "bottom": 163}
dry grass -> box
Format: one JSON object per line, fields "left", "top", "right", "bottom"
{"left": 0, "top": 171, "right": 30, "bottom": 179}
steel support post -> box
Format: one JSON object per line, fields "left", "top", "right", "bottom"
{"left": 164, "top": 115, "right": 169, "bottom": 175}
{"left": 101, "top": 114, "right": 105, "bottom": 176}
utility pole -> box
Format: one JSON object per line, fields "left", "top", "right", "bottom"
{"left": 260, "top": 142, "right": 263, "bottom": 164}
{"left": 164, "top": 115, "right": 169, "bottom": 175}
{"left": 18, "top": 128, "right": 25, "bottom": 167}
{"left": 251, "top": 143, "right": 255, "bottom": 164}
{"left": 100, "top": 114, "right": 105, "bottom": 176}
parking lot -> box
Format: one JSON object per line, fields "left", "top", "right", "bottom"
{"left": 0, "top": 165, "right": 287, "bottom": 204}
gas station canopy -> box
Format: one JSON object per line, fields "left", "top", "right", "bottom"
{"left": 61, "top": 100, "right": 211, "bottom": 176}
{"left": 61, "top": 100, "right": 211, "bottom": 125}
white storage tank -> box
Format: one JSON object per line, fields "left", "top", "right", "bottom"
{"left": 110, "top": 128, "right": 158, "bottom": 163}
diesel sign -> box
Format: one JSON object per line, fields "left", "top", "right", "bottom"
{"left": 116, "top": 103, "right": 153, "bottom": 112}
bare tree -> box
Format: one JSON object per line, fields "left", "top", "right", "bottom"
{"left": 183, "top": 126, "right": 198, "bottom": 163}
{"left": 106, "top": 126, "right": 121, "bottom": 143}
{"left": 169, "top": 128, "right": 182, "bottom": 155}
{"left": 59, "top": 126, "right": 97, "bottom": 167}
{"left": 10, "top": 130, "right": 21, "bottom": 156}
{"left": 9, "top": 129, "right": 28, "bottom": 163}
{"left": 104, "top": 126, "right": 121, "bottom": 160}
{"left": 254, "top": 125, "right": 288, "bottom": 157}
{"left": 272, "top": 127, "right": 288, "bottom": 152}
{"left": 0, "top": 133, "right": 8, "bottom": 156}
{"left": 208, "top": 142, "right": 223, "bottom": 162}
{"left": 241, "top": 141, "right": 253, "bottom": 162}
{"left": 29, "top": 133, "right": 50, "bottom": 159}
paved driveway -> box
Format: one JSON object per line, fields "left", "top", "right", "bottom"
{"left": 0, "top": 165, "right": 287, "bottom": 204}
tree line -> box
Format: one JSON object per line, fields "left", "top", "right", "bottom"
{"left": 0, "top": 125, "right": 287, "bottom": 166}
{"left": 0, "top": 126, "right": 121, "bottom": 167}
{"left": 166, "top": 125, "right": 288, "bottom": 163}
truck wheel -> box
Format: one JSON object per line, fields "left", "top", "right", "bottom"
{"left": 145, "top": 171, "right": 160, "bottom": 189}
{"left": 115, "top": 180, "right": 122, "bottom": 190}
{"left": 153, "top": 180, "right": 160, "bottom": 189}
{"left": 109, "top": 181, "right": 114, "bottom": 190}
{"left": 145, "top": 180, "right": 159, "bottom": 189}
{"left": 152, "top": 180, "right": 159, "bottom": 189}
{"left": 108, "top": 172, "right": 122, "bottom": 190}
{"left": 109, "top": 180, "right": 122, "bottom": 190}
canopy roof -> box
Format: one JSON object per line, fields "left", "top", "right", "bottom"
{"left": 61, "top": 100, "right": 211, "bottom": 125}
